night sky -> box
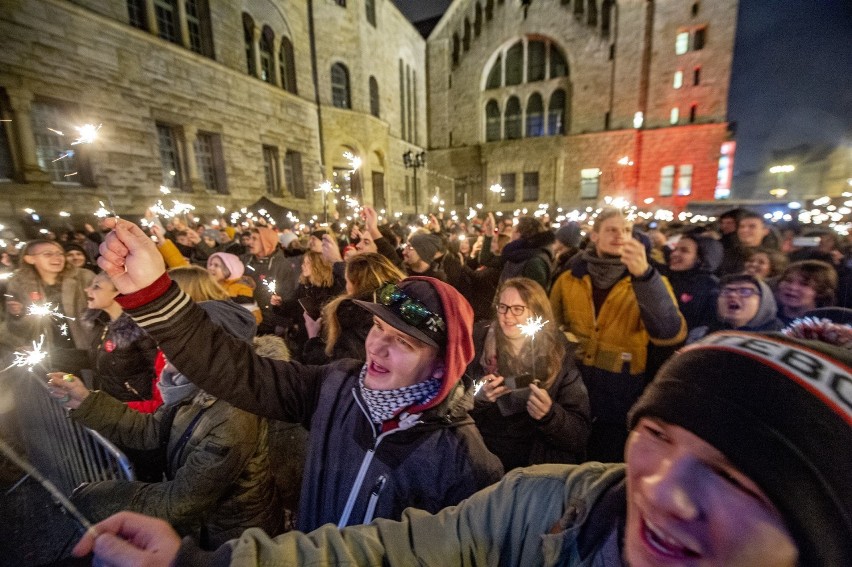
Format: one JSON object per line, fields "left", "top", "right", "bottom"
{"left": 393, "top": 0, "right": 852, "bottom": 188}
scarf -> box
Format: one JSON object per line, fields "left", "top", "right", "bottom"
{"left": 357, "top": 364, "right": 441, "bottom": 424}
{"left": 582, "top": 250, "right": 627, "bottom": 290}
{"left": 158, "top": 367, "right": 201, "bottom": 407}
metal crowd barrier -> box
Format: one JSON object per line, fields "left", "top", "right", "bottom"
{"left": 11, "top": 368, "right": 134, "bottom": 495}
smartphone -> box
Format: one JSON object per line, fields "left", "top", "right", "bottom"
{"left": 298, "top": 297, "right": 322, "bottom": 320}
{"left": 504, "top": 373, "right": 534, "bottom": 390}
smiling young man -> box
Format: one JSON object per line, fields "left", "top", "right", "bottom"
{"left": 88, "top": 218, "right": 502, "bottom": 535}
{"left": 76, "top": 328, "right": 851, "bottom": 567}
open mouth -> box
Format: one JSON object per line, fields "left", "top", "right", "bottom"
{"left": 368, "top": 361, "right": 389, "bottom": 375}
{"left": 641, "top": 516, "right": 701, "bottom": 560}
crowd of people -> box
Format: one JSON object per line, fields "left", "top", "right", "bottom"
{"left": 0, "top": 204, "right": 850, "bottom": 566}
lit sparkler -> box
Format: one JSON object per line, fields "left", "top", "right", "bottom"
{"left": 517, "top": 316, "right": 549, "bottom": 384}
{"left": 264, "top": 279, "right": 277, "bottom": 294}
{"left": 94, "top": 201, "right": 112, "bottom": 218}
{"left": 1, "top": 336, "right": 48, "bottom": 374}
{"left": 343, "top": 151, "right": 362, "bottom": 172}
{"left": 27, "top": 302, "right": 76, "bottom": 321}
{"left": 71, "top": 123, "right": 101, "bottom": 145}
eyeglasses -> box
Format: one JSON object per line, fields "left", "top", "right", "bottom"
{"left": 376, "top": 282, "right": 446, "bottom": 333}
{"left": 719, "top": 287, "right": 760, "bottom": 298}
{"left": 495, "top": 303, "right": 527, "bottom": 316}
{"left": 30, "top": 251, "right": 65, "bottom": 258}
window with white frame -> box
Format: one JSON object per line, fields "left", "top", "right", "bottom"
{"left": 659, "top": 165, "right": 675, "bottom": 196}
{"left": 670, "top": 107, "right": 679, "bottom": 125}
{"left": 675, "top": 32, "right": 689, "bottom": 55}
{"left": 580, "top": 168, "right": 600, "bottom": 199}
{"left": 284, "top": 150, "right": 304, "bottom": 198}
{"left": 331, "top": 63, "right": 351, "bottom": 109}
{"left": 194, "top": 131, "right": 226, "bottom": 193}
{"left": 262, "top": 145, "right": 281, "bottom": 196}
{"left": 678, "top": 164, "right": 693, "bottom": 196}
{"left": 673, "top": 70, "right": 683, "bottom": 89}
{"left": 156, "top": 122, "right": 184, "bottom": 190}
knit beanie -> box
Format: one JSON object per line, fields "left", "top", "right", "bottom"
{"left": 629, "top": 330, "right": 852, "bottom": 567}
{"left": 409, "top": 233, "right": 443, "bottom": 262}
{"left": 279, "top": 231, "right": 299, "bottom": 249}
{"left": 202, "top": 229, "right": 223, "bottom": 244}
{"left": 208, "top": 252, "right": 244, "bottom": 280}
{"left": 555, "top": 222, "right": 582, "bottom": 248}
{"left": 254, "top": 227, "right": 279, "bottom": 257}
{"left": 353, "top": 276, "right": 475, "bottom": 412}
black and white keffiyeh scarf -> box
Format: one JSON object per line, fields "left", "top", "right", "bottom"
{"left": 357, "top": 364, "right": 441, "bottom": 424}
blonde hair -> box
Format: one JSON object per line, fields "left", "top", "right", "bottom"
{"left": 323, "top": 253, "right": 405, "bottom": 356}
{"left": 169, "top": 265, "right": 230, "bottom": 302}
{"left": 299, "top": 250, "right": 334, "bottom": 287}
{"left": 493, "top": 277, "right": 566, "bottom": 389}
{"left": 20, "top": 239, "right": 75, "bottom": 281}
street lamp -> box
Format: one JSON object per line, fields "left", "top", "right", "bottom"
{"left": 403, "top": 150, "right": 426, "bottom": 217}
{"left": 769, "top": 164, "right": 795, "bottom": 199}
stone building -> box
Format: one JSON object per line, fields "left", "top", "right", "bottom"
{"left": 0, "top": 0, "right": 737, "bottom": 228}
{"left": 425, "top": 0, "right": 737, "bottom": 214}
{"left": 0, "top": 0, "right": 426, "bottom": 226}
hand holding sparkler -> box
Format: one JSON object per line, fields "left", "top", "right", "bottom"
{"left": 98, "top": 218, "right": 166, "bottom": 295}
{"left": 321, "top": 234, "right": 342, "bottom": 263}
{"left": 477, "top": 373, "right": 510, "bottom": 402}
{"left": 73, "top": 511, "right": 181, "bottom": 565}
{"left": 47, "top": 372, "right": 90, "bottom": 410}
{"left": 526, "top": 382, "right": 553, "bottom": 420}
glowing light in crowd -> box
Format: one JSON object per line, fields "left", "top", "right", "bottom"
{"left": 343, "top": 151, "right": 362, "bottom": 172}
{"left": 94, "top": 201, "right": 112, "bottom": 218}
{"left": 27, "top": 302, "right": 76, "bottom": 321}
{"left": 2, "top": 336, "right": 48, "bottom": 373}
{"left": 264, "top": 279, "right": 277, "bottom": 294}
{"left": 71, "top": 123, "right": 101, "bottom": 145}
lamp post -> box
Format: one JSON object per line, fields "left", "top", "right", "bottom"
{"left": 403, "top": 150, "right": 426, "bottom": 217}
{"left": 769, "top": 164, "right": 795, "bottom": 199}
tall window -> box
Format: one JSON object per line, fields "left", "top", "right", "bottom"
{"left": 675, "top": 32, "right": 689, "bottom": 55}
{"left": 659, "top": 165, "right": 675, "bottom": 196}
{"left": 369, "top": 76, "right": 380, "bottom": 117}
{"left": 505, "top": 43, "right": 523, "bottom": 85}
{"left": 689, "top": 104, "right": 697, "bottom": 123}
{"left": 156, "top": 123, "right": 184, "bottom": 190}
{"left": 500, "top": 173, "right": 516, "bottom": 202}
{"left": 526, "top": 93, "right": 544, "bottom": 137}
{"left": 678, "top": 164, "right": 693, "bottom": 196}
{"left": 259, "top": 27, "right": 274, "bottom": 83}
{"left": 365, "top": 0, "right": 376, "bottom": 26}
{"left": 676, "top": 28, "right": 706, "bottom": 54}
{"left": 283, "top": 150, "right": 304, "bottom": 198}
{"left": 127, "top": 0, "right": 147, "bottom": 29}
{"left": 262, "top": 145, "right": 281, "bottom": 196}
{"left": 580, "top": 168, "right": 600, "bottom": 199}
{"left": 523, "top": 172, "right": 539, "bottom": 201}
{"left": 372, "top": 171, "right": 385, "bottom": 209}
{"left": 693, "top": 66, "right": 701, "bottom": 85}
{"left": 0, "top": 112, "right": 13, "bottom": 180}
{"left": 673, "top": 70, "right": 683, "bottom": 89}
{"left": 474, "top": 3, "right": 482, "bottom": 36}
{"left": 243, "top": 13, "right": 256, "bottom": 76}
{"left": 452, "top": 34, "right": 460, "bottom": 67}
{"left": 185, "top": 0, "right": 213, "bottom": 56}
{"left": 399, "top": 60, "right": 406, "bottom": 140}
{"left": 331, "top": 63, "right": 351, "bottom": 109}
{"left": 486, "top": 54, "right": 501, "bottom": 89}
{"left": 454, "top": 177, "right": 467, "bottom": 206}
{"left": 670, "top": 107, "right": 679, "bottom": 124}
{"left": 155, "top": 0, "right": 180, "bottom": 43}
{"left": 548, "top": 90, "right": 566, "bottom": 135}
{"left": 485, "top": 100, "right": 501, "bottom": 142}
{"left": 504, "top": 96, "right": 521, "bottom": 140}
{"left": 601, "top": 0, "right": 614, "bottom": 36}
{"left": 194, "top": 131, "right": 226, "bottom": 193}
{"left": 527, "top": 40, "right": 546, "bottom": 82}
{"left": 463, "top": 19, "right": 471, "bottom": 51}
{"left": 485, "top": 0, "right": 493, "bottom": 20}
{"left": 31, "top": 101, "right": 80, "bottom": 182}
{"left": 279, "top": 38, "right": 297, "bottom": 93}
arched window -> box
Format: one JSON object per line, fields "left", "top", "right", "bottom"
{"left": 486, "top": 54, "right": 502, "bottom": 89}
{"left": 259, "top": 26, "right": 274, "bottom": 83}
{"left": 549, "top": 45, "right": 568, "bottom": 78}
{"left": 587, "top": 0, "right": 597, "bottom": 25}
{"left": 601, "top": 0, "right": 614, "bottom": 36}
{"left": 369, "top": 76, "right": 380, "bottom": 117}
{"left": 463, "top": 19, "right": 471, "bottom": 51}
{"left": 527, "top": 40, "right": 546, "bottom": 82}
{"left": 331, "top": 63, "right": 351, "bottom": 109}
{"left": 485, "top": 100, "right": 501, "bottom": 141}
{"left": 474, "top": 3, "right": 482, "bottom": 36}
{"left": 547, "top": 89, "right": 566, "bottom": 135}
{"left": 504, "top": 96, "right": 521, "bottom": 139}
{"left": 526, "top": 93, "right": 544, "bottom": 137}
{"left": 485, "top": 0, "right": 494, "bottom": 20}
{"left": 279, "top": 37, "right": 297, "bottom": 93}
{"left": 505, "top": 42, "right": 523, "bottom": 85}
{"left": 452, "top": 33, "right": 460, "bottom": 66}
{"left": 242, "top": 13, "right": 256, "bottom": 76}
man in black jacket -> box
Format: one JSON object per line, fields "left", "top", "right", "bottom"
{"left": 92, "top": 218, "right": 503, "bottom": 533}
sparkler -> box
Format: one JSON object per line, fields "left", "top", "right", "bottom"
{"left": 517, "top": 316, "right": 549, "bottom": 384}
{"left": 0, "top": 437, "right": 98, "bottom": 536}
{"left": 27, "top": 302, "right": 76, "bottom": 321}
{"left": 1, "top": 336, "right": 48, "bottom": 374}
{"left": 343, "top": 151, "right": 362, "bottom": 172}
{"left": 264, "top": 279, "right": 276, "bottom": 293}
{"left": 71, "top": 123, "right": 101, "bottom": 145}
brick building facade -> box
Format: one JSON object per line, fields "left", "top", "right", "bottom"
{"left": 0, "top": 0, "right": 737, "bottom": 225}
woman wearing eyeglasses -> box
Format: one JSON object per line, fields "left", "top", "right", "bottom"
{"left": 687, "top": 273, "right": 783, "bottom": 343}
{"left": 468, "top": 277, "right": 590, "bottom": 470}
{"left": 0, "top": 239, "right": 96, "bottom": 370}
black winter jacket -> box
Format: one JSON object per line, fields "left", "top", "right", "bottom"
{"left": 86, "top": 311, "right": 158, "bottom": 402}
{"left": 123, "top": 281, "right": 504, "bottom": 531}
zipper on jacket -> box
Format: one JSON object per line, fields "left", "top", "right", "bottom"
{"left": 361, "top": 474, "right": 387, "bottom": 525}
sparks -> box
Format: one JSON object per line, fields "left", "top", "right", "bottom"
{"left": 59, "top": 323, "right": 69, "bottom": 337}
{"left": 27, "top": 302, "right": 76, "bottom": 321}
{"left": 264, "top": 279, "right": 277, "bottom": 294}
{"left": 94, "top": 201, "right": 112, "bottom": 218}
{"left": 160, "top": 185, "right": 171, "bottom": 195}
{"left": 517, "top": 316, "right": 548, "bottom": 339}
{"left": 343, "top": 151, "right": 362, "bottom": 172}
{"left": 2, "top": 336, "right": 48, "bottom": 373}
{"left": 71, "top": 123, "right": 101, "bottom": 145}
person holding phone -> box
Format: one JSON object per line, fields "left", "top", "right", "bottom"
{"left": 550, "top": 207, "right": 686, "bottom": 462}
{"left": 470, "top": 277, "right": 590, "bottom": 470}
